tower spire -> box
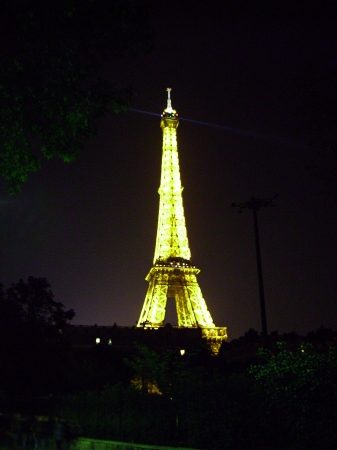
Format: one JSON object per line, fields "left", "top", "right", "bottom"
{"left": 166, "top": 87, "right": 172, "bottom": 112}
{"left": 136, "top": 89, "right": 227, "bottom": 354}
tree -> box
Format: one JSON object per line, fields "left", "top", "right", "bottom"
{"left": 0, "top": 277, "right": 75, "bottom": 397}
{"left": 124, "top": 343, "right": 191, "bottom": 396}
{"left": 0, "top": 0, "right": 154, "bottom": 194}
{"left": 2, "top": 276, "right": 74, "bottom": 331}
{"left": 249, "top": 342, "right": 337, "bottom": 450}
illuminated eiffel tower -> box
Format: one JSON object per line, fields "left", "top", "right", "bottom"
{"left": 137, "top": 89, "right": 227, "bottom": 353}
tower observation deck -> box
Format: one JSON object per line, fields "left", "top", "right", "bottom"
{"left": 137, "top": 89, "right": 227, "bottom": 353}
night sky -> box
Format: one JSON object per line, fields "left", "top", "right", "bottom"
{"left": 1, "top": 1, "right": 337, "bottom": 340}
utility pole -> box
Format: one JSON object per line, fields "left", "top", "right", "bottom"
{"left": 232, "top": 195, "right": 278, "bottom": 339}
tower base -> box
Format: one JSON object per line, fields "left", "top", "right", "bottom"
{"left": 138, "top": 262, "right": 218, "bottom": 328}
{"left": 137, "top": 261, "right": 227, "bottom": 354}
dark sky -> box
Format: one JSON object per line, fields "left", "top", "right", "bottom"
{"left": 1, "top": 0, "right": 337, "bottom": 340}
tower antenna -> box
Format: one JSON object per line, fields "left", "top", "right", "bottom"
{"left": 166, "top": 87, "right": 172, "bottom": 111}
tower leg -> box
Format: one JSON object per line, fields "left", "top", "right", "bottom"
{"left": 137, "top": 271, "right": 168, "bottom": 327}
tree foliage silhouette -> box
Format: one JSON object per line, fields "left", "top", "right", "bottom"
{"left": 0, "top": 0, "right": 153, "bottom": 194}
{"left": 249, "top": 341, "right": 337, "bottom": 450}
{"left": 1, "top": 276, "right": 74, "bottom": 330}
{"left": 0, "top": 277, "right": 75, "bottom": 397}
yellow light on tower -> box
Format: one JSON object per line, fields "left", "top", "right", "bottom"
{"left": 137, "top": 88, "right": 227, "bottom": 354}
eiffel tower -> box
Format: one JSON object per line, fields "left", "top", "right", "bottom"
{"left": 137, "top": 89, "right": 227, "bottom": 353}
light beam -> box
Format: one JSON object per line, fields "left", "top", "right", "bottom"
{"left": 129, "top": 108, "right": 298, "bottom": 146}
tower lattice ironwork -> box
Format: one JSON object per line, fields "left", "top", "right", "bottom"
{"left": 137, "top": 89, "right": 227, "bottom": 353}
